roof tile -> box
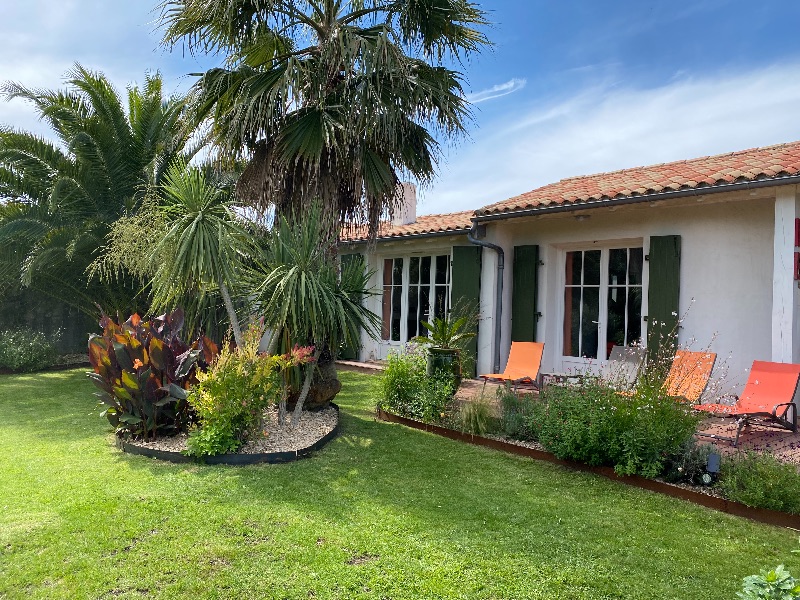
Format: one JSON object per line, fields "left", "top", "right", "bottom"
{"left": 478, "top": 141, "right": 800, "bottom": 216}
{"left": 341, "top": 210, "right": 474, "bottom": 242}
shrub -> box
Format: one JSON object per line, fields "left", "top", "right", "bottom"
{"left": 0, "top": 327, "right": 60, "bottom": 372}
{"left": 87, "top": 309, "right": 218, "bottom": 439}
{"left": 738, "top": 564, "right": 800, "bottom": 599}
{"left": 497, "top": 386, "right": 544, "bottom": 441}
{"left": 186, "top": 326, "right": 314, "bottom": 457}
{"left": 719, "top": 452, "right": 800, "bottom": 515}
{"left": 378, "top": 344, "right": 456, "bottom": 424}
{"left": 535, "top": 380, "right": 702, "bottom": 477}
{"left": 379, "top": 344, "right": 427, "bottom": 416}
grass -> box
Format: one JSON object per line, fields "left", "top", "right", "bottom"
{"left": 1, "top": 370, "right": 799, "bottom": 599}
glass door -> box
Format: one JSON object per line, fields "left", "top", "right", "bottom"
{"left": 561, "top": 246, "right": 643, "bottom": 372}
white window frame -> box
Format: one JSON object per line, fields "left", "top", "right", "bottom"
{"left": 380, "top": 251, "right": 453, "bottom": 347}
{"left": 556, "top": 238, "right": 648, "bottom": 373}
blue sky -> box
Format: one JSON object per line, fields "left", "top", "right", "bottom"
{"left": 3, "top": 1, "right": 800, "bottom": 215}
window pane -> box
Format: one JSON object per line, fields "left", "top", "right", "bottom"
{"left": 584, "top": 250, "right": 601, "bottom": 286}
{"left": 421, "top": 256, "right": 431, "bottom": 285}
{"left": 420, "top": 286, "right": 431, "bottom": 324}
{"left": 393, "top": 258, "right": 403, "bottom": 286}
{"left": 606, "top": 286, "right": 627, "bottom": 351}
{"left": 383, "top": 259, "right": 393, "bottom": 286}
{"left": 407, "top": 285, "right": 419, "bottom": 339}
{"left": 627, "top": 287, "right": 643, "bottom": 345}
{"left": 391, "top": 286, "right": 402, "bottom": 341}
{"left": 565, "top": 251, "right": 582, "bottom": 286}
{"left": 629, "top": 247, "right": 643, "bottom": 285}
{"left": 434, "top": 285, "right": 448, "bottom": 319}
{"left": 435, "top": 255, "right": 448, "bottom": 284}
{"left": 563, "top": 287, "right": 581, "bottom": 357}
{"left": 581, "top": 287, "right": 599, "bottom": 358}
{"left": 381, "top": 288, "right": 391, "bottom": 340}
{"left": 410, "top": 257, "right": 420, "bottom": 285}
{"left": 609, "top": 248, "right": 627, "bottom": 286}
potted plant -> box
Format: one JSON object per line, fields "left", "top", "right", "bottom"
{"left": 412, "top": 311, "right": 476, "bottom": 388}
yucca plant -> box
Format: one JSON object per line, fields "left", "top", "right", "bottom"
{"left": 251, "top": 203, "right": 380, "bottom": 427}
{"left": 148, "top": 161, "right": 252, "bottom": 346}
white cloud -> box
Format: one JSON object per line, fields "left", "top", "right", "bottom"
{"left": 420, "top": 63, "right": 800, "bottom": 214}
{"left": 467, "top": 78, "right": 527, "bottom": 104}
{"left": 0, "top": 1, "right": 210, "bottom": 139}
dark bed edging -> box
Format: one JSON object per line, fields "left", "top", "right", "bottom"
{"left": 376, "top": 408, "right": 800, "bottom": 530}
{"left": 116, "top": 404, "right": 340, "bottom": 465}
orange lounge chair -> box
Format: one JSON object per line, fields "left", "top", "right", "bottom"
{"left": 695, "top": 360, "right": 800, "bottom": 447}
{"left": 664, "top": 350, "right": 717, "bottom": 403}
{"left": 480, "top": 342, "right": 544, "bottom": 389}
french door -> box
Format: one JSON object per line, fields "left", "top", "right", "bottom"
{"left": 561, "top": 246, "right": 644, "bottom": 372}
{"left": 381, "top": 254, "right": 451, "bottom": 344}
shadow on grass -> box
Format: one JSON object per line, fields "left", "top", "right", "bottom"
{"left": 4, "top": 370, "right": 799, "bottom": 598}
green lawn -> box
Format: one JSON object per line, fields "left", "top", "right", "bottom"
{"left": 1, "top": 370, "right": 798, "bottom": 599}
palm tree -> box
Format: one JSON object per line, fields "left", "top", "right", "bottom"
{"left": 0, "top": 64, "right": 198, "bottom": 317}
{"left": 252, "top": 202, "right": 379, "bottom": 427}
{"left": 159, "top": 0, "right": 489, "bottom": 241}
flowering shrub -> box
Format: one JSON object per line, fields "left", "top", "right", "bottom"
{"left": 0, "top": 327, "right": 59, "bottom": 372}
{"left": 534, "top": 380, "right": 702, "bottom": 477}
{"left": 379, "top": 344, "right": 456, "bottom": 424}
{"left": 186, "top": 325, "right": 315, "bottom": 457}
{"left": 719, "top": 451, "right": 800, "bottom": 515}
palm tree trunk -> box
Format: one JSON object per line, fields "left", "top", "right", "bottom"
{"left": 290, "top": 348, "right": 322, "bottom": 428}
{"left": 218, "top": 279, "right": 243, "bottom": 347}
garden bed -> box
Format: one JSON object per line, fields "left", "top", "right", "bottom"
{"left": 118, "top": 404, "right": 339, "bottom": 465}
{"left": 376, "top": 407, "right": 800, "bottom": 530}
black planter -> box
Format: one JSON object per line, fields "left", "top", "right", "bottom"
{"left": 426, "top": 347, "right": 462, "bottom": 387}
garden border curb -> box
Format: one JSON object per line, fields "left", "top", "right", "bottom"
{"left": 376, "top": 408, "right": 800, "bottom": 530}
{"left": 116, "top": 404, "right": 340, "bottom": 465}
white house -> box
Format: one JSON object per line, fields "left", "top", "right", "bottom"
{"left": 341, "top": 141, "right": 800, "bottom": 392}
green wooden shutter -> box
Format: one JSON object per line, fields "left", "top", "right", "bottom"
{"left": 511, "top": 245, "right": 539, "bottom": 342}
{"left": 647, "top": 235, "right": 681, "bottom": 361}
{"left": 338, "top": 253, "right": 364, "bottom": 360}
{"left": 451, "top": 245, "right": 482, "bottom": 376}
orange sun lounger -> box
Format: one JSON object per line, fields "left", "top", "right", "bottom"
{"left": 664, "top": 349, "right": 717, "bottom": 403}
{"left": 695, "top": 360, "right": 800, "bottom": 447}
{"left": 480, "top": 342, "right": 544, "bottom": 389}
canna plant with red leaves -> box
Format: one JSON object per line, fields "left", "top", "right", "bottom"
{"left": 87, "top": 308, "right": 218, "bottom": 439}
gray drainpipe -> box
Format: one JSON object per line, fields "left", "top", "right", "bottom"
{"left": 467, "top": 222, "right": 504, "bottom": 373}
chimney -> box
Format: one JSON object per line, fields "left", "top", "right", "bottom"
{"left": 391, "top": 182, "right": 417, "bottom": 226}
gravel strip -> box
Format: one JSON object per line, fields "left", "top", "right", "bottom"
{"left": 124, "top": 405, "right": 338, "bottom": 454}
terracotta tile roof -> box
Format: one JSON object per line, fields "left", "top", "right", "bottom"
{"left": 478, "top": 141, "right": 800, "bottom": 217}
{"left": 341, "top": 210, "right": 474, "bottom": 242}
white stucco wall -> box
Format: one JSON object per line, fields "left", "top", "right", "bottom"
{"left": 343, "top": 235, "right": 474, "bottom": 362}
{"left": 480, "top": 192, "right": 776, "bottom": 395}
